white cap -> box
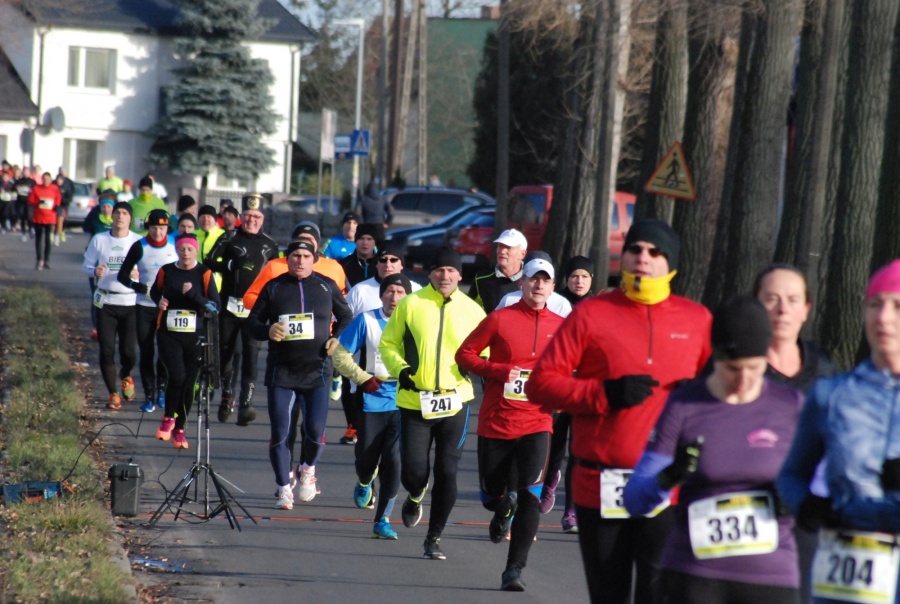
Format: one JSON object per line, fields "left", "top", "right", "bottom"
{"left": 524, "top": 258, "right": 555, "bottom": 280}
{"left": 494, "top": 228, "right": 528, "bottom": 250}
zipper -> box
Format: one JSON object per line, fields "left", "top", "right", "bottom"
{"left": 435, "top": 296, "right": 449, "bottom": 390}
{"left": 646, "top": 304, "right": 653, "bottom": 365}
{"left": 299, "top": 278, "right": 305, "bottom": 313}
{"left": 532, "top": 308, "right": 539, "bottom": 356}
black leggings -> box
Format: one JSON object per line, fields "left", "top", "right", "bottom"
{"left": 219, "top": 311, "right": 259, "bottom": 400}
{"left": 157, "top": 330, "right": 202, "bottom": 431}
{"left": 34, "top": 224, "right": 52, "bottom": 262}
{"left": 15, "top": 199, "right": 29, "bottom": 232}
{"left": 478, "top": 432, "right": 550, "bottom": 569}
{"left": 356, "top": 410, "right": 401, "bottom": 521}
{"left": 97, "top": 304, "right": 137, "bottom": 395}
{"left": 399, "top": 405, "right": 469, "bottom": 538}
{"left": 575, "top": 504, "right": 676, "bottom": 604}
{"left": 135, "top": 305, "right": 164, "bottom": 400}
{"left": 545, "top": 412, "right": 575, "bottom": 511}
{"left": 661, "top": 570, "right": 799, "bottom": 604}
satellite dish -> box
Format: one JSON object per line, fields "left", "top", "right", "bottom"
{"left": 43, "top": 107, "right": 66, "bottom": 132}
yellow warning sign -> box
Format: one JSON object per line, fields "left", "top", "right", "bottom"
{"left": 644, "top": 141, "right": 696, "bottom": 200}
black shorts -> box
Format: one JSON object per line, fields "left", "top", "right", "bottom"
{"left": 55, "top": 206, "right": 67, "bottom": 218}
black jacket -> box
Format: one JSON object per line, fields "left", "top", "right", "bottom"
{"left": 205, "top": 228, "right": 279, "bottom": 300}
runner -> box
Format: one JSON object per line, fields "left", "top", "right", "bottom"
{"left": 331, "top": 273, "right": 413, "bottom": 538}
{"left": 469, "top": 228, "right": 527, "bottom": 313}
{"left": 27, "top": 172, "right": 61, "bottom": 270}
{"left": 14, "top": 167, "right": 35, "bottom": 240}
{"left": 624, "top": 295, "right": 802, "bottom": 603}
{"left": 82, "top": 202, "right": 143, "bottom": 409}
{"left": 177, "top": 213, "right": 197, "bottom": 235}
{"left": 323, "top": 211, "right": 359, "bottom": 260}
{"left": 127, "top": 177, "right": 168, "bottom": 235}
{"left": 247, "top": 240, "right": 352, "bottom": 507}
{"left": 496, "top": 251, "right": 572, "bottom": 316}
{"left": 150, "top": 233, "right": 220, "bottom": 449}
{"left": 118, "top": 209, "right": 177, "bottom": 412}
{"left": 527, "top": 219, "right": 712, "bottom": 603}
{"left": 456, "top": 256, "right": 565, "bottom": 591}
{"left": 779, "top": 259, "right": 900, "bottom": 604}
{"left": 379, "top": 248, "right": 487, "bottom": 560}
{"left": 339, "top": 222, "right": 381, "bottom": 287}
{"left": 83, "top": 192, "right": 117, "bottom": 340}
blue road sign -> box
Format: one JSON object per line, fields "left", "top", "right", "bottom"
{"left": 350, "top": 129, "right": 370, "bottom": 157}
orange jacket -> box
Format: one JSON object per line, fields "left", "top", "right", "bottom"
{"left": 242, "top": 255, "right": 347, "bottom": 310}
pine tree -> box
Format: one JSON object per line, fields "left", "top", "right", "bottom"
{"left": 148, "top": 0, "right": 277, "bottom": 182}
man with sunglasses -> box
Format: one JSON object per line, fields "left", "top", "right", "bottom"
{"left": 528, "top": 219, "right": 712, "bottom": 604}
{"left": 345, "top": 241, "right": 421, "bottom": 317}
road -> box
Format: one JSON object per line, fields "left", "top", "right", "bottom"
{"left": 0, "top": 228, "right": 588, "bottom": 603}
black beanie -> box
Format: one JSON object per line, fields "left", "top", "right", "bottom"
{"left": 711, "top": 294, "right": 772, "bottom": 360}
{"left": 380, "top": 273, "right": 413, "bottom": 297}
{"left": 377, "top": 240, "right": 405, "bottom": 259}
{"left": 112, "top": 201, "right": 133, "bottom": 216}
{"left": 356, "top": 222, "right": 385, "bottom": 242}
{"left": 198, "top": 204, "right": 217, "bottom": 218}
{"left": 429, "top": 247, "right": 463, "bottom": 273}
{"left": 178, "top": 213, "right": 197, "bottom": 227}
{"left": 624, "top": 219, "right": 680, "bottom": 271}
{"left": 565, "top": 255, "right": 595, "bottom": 279}
{"left": 139, "top": 176, "right": 153, "bottom": 189}
{"left": 342, "top": 211, "right": 361, "bottom": 224}
{"left": 286, "top": 240, "right": 316, "bottom": 256}
{"left": 291, "top": 220, "right": 321, "bottom": 247}
{"left": 145, "top": 209, "right": 170, "bottom": 227}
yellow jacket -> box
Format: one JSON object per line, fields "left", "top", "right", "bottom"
{"left": 379, "top": 284, "right": 486, "bottom": 411}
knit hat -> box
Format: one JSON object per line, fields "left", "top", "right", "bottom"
{"left": 565, "top": 255, "right": 595, "bottom": 279}
{"left": 242, "top": 193, "right": 264, "bottom": 212}
{"left": 175, "top": 233, "right": 199, "bottom": 251}
{"left": 429, "top": 247, "right": 463, "bottom": 273}
{"left": 291, "top": 220, "right": 321, "bottom": 247}
{"left": 711, "top": 294, "right": 772, "bottom": 360}
{"left": 198, "top": 204, "right": 217, "bottom": 218}
{"left": 178, "top": 213, "right": 197, "bottom": 227}
{"left": 624, "top": 219, "right": 680, "bottom": 271}
{"left": 867, "top": 260, "right": 900, "bottom": 299}
{"left": 286, "top": 240, "right": 316, "bottom": 256}
{"left": 221, "top": 205, "right": 239, "bottom": 218}
{"left": 377, "top": 240, "right": 405, "bottom": 259}
{"left": 380, "top": 273, "right": 413, "bottom": 297}
{"left": 145, "top": 209, "right": 170, "bottom": 227}
{"left": 342, "top": 211, "right": 361, "bottom": 224}
{"left": 112, "top": 201, "right": 132, "bottom": 215}
{"left": 138, "top": 176, "right": 153, "bottom": 190}
{"left": 356, "top": 222, "right": 385, "bottom": 242}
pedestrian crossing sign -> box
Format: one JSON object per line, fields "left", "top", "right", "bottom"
{"left": 644, "top": 141, "right": 696, "bottom": 200}
{"left": 350, "top": 129, "right": 370, "bottom": 157}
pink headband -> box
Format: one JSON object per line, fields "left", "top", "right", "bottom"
{"left": 867, "top": 260, "right": 900, "bottom": 299}
{"left": 175, "top": 235, "right": 199, "bottom": 252}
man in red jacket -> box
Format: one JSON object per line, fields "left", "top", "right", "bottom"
{"left": 527, "top": 220, "right": 712, "bottom": 604}
{"left": 28, "top": 171, "right": 61, "bottom": 270}
{"left": 456, "top": 256, "right": 565, "bottom": 593}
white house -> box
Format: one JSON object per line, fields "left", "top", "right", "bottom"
{"left": 0, "top": 0, "right": 315, "bottom": 195}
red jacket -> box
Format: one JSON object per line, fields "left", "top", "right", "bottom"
{"left": 457, "top": 299, "right": 564, "bottom": 439}
{"left": 526, "top": 287, "right": 712, "bottom": 508}
{"left": 28, "top": 183, "right": 61, "bottom": 225}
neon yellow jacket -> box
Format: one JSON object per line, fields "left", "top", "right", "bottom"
{"left": 379, "top": 284, "right": 486, "bottom": 411}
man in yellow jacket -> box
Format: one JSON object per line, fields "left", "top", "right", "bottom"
{"left": 379, "top": 247, "right": 486, "bottom": 561}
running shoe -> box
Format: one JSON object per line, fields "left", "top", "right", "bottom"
{"left": 562, "top": 510, "right": 579, "bottom": 534}
{"left": 217, "top": 390, "right": 234, "bottom": 423}
{"left": 288, "top": 468, "right": 297, "bottom": 489}
{"left": 121, "top": 376, "right": 136, "bottom": 401}
{"left": 423, "top": 535, "right": 446, "bottom": 560}
{"left": 539, "top": 470, "right": 561, "bottom": 514}
{"left": 297, "top": 466, "right": 318, "bottom": 502}
{"left": 490, "top": 506, "right": 516, "bottom": 543}
{"left": 172, "top": 429, "right": 189, "bottom": 449}
{"left": 156, "top": 389, "right": 166, "bottom": 409}
{"left": 275, "top": 485, "right": 294, "bottom": 510}
{"left": 402, "top": 487, "right": 427, "bottom": 528}
{"left": 90, "top": 329, "right": 98, "bottom": 341}
{"left": 330, "top": 374, "right": 342, "bottom": 401}
{"left": 340, "top": 425, "right": 357, "bottom": 445}
{"left": 35, "top": 261, "right": 43, "bottom": 271}
{"left": 156, "top": 417, "right": 175, "bottom": 441}
{"left": 43, "top": 263, "right": 50, "bottom": 270}
{"left": 139, "top": 399, "right": 156, "bottom": 413}
{"left": 501, "top": 566, "right": 526, "bottom": 592}
{"left": 52, "top": 235, "right": 59, "bottom": 247}
{"left": 373, "top": 517, "right": 398, "bottom": 540}
{"left": 235, "top": 403, "right": 257, "bottom": 426}
{"left": 106, "top": 393, "right": 122, "bottom": 410}
{"left": 354, "top": 467, "right": 379, "bottom": 508}
{"left": 60, "top": 231, "right": 66, "bottom": 243}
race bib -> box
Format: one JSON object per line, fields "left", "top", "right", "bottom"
{"left": 92, "top": 289, "right": 107, "bottom": 309}
{"left": 812, "top": 530, "right": 900, "bottom": 604}
{"left": 279, "top": 313, "right": 314, "bottom": 341}
{"left": 372, "top": 350, "right": 391, "bottom": 381}
{"left": 0, "top": 191, "right": 12, "bottom": 202}
{"left": 419, "top": 389, "right": 462, "bottom": 419}
{"left": 503, "top": 370, "right": 531, "bottom": 401}
{"left": 600, "top": 469, "right": 670, "bottom": 519}
{"left": 226, "top": 296, "right": 249, "bottom": 318}
{"left": 16, "top": 185, "right": 30, "bottom": 196}
{"left": 166, "top": 310, "right": 197, "bottom": 333}
{"left": 687, "top": 491, "right": 778, "bottom": 559}
{"left": 38, "top": 197, "right": 55, "bottom": 210}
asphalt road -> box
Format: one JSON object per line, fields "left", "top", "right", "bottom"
{"left": 0, "top": 228, "right": 588, "bottom": 603}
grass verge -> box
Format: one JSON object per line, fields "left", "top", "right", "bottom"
{"left": 0, "top": 287, "right": 133, "bottom": 603}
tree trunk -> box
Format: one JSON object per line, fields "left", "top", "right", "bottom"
{"left": 721, "top": 0, "right": 800, "bottom": 299}
{"left": 633, "top": 0, "right": 688, "bottom": 224}
{"left": 821, "top": 0, "right": 900, "bottom": 369}
{"left": 673, "top": 0, "right": 740, "bottom": 301}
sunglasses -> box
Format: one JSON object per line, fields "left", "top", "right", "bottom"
{"left": 625, "top": 244, "right": 665, "bottom": 258}
{"left": 378, "top": 256, "right": 401, "bottom": 264}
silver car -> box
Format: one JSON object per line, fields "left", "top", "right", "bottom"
{"left": 66, "top": 181, "right": 96, "bottom": 225}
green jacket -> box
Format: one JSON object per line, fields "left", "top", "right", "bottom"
{"left": 128, "top": 195, "right": 168, "bottom": 235}
{"left": 379, "top": 284, "right": 486, "bottom": 411}
{"left": 198, "top": 226, "right": 225, "bottom": 290}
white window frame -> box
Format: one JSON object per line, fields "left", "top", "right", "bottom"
{"left": 67, "top": 47, "right": 116, "bottom": 93}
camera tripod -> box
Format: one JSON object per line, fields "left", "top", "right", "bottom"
{"left": 147, "top": 308, "right": 256, "bottom": 531}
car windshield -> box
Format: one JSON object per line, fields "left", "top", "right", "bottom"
{"left": 74, "top": 182, "right": 91, "bottom": 196}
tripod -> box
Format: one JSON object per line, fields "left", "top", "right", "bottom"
{"left": 148, "top": 308, "right": 257, "bottom": 531}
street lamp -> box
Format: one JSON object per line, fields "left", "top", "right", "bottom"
{"left": 334, "top": 18, "right": 365, "bottom": 206}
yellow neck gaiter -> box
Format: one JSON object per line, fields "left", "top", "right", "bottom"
{"left": 620, "top": 270, "right": 676, "bottom": 305}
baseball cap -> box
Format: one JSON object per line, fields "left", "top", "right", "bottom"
{"left": 494, "top": 228, "right": 527, "bottom": 250}
{"left": 524, "top": 258, "right": 555, "bottom": 280}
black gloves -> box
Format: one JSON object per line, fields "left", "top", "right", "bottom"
{"left": 882, "top": 458, "right": 900, "bottom": 491}
{"left": 399, "top": 368, "right": 417, "bottom": 391}
{"left": 131, "top": 281, "right": 148, "bottom": 295}
{"left": 604, "top": 374, "right": 660, "bottom": 410}
{"left": 360, "top": 376, "right": 384, "bottom": 394}
{"left": 796, "top": 495, "right": 836, "bottom": 531}
{"left": 657, "top": 437, "right": 704, "bottom": 490}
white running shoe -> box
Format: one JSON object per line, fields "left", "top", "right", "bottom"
{"left": 275, "top": 485, "right": 294, "bottom": 510}
{"left": 297, "top": 466, "right": 318, "bottom": 502}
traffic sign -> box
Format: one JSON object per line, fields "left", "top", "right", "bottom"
{"left": 334, "top": 134, "right": 351, "bottom": 160}
{"left": 350, "top": 129, "right": 370, "bottom": 157}
{"left": 644, "top": 141, "right": 696, "bottom": 200}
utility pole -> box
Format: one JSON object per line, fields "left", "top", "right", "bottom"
{"left": 376, "top": 0, "right": 390, "bottom": 187}
{"left": 416, "top": 0, "right": 427, "bottom": 185}
{"left": 495, "top": 0, "right": 510, "bottom": 234}
{"left": 388, "top": 0, "right": 405, "bottom": 184}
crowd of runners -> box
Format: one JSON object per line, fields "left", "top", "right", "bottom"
{"left": 10, "top": 168, "right": 898, "bottom": 602}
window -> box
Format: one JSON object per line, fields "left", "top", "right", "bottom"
{"left": 390, "top": 192, "right": 419, "bottom": 212}
{"left": 0, "top": 135, "right": 7, "bottom": 162}
{"left": 68, "top": 47, "right": 115, "bottom": 91}
{"left": 63, "top": 139, "right": 101, "bottom": 180}
{"left": 419, "top": 193, "right": 461, "bottom": 216}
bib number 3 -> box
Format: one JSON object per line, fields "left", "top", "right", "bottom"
{"left": 600, "top": 469, "right": 670, "bottom": 519}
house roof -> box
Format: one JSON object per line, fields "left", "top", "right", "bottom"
{"left": 0, "top": 48, "right": 39, "bottom": 121}
{"left": 13, "top": 0, "right": 315, "bottom": 44}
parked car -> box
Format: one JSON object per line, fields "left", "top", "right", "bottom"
{"left": 66, "top": 181, "right": 96, "bottom": 226}
{"left": 386, "top": 187, "right": 495, "bottom": 229}
{"left": 403, "top": 208, "right": 496, "bottom": 271}
{"left": 385, "top": 202, "right": 495, "bottom": 248}
{"left": 263, "top": 196, "right": 342, "bottom": 245}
